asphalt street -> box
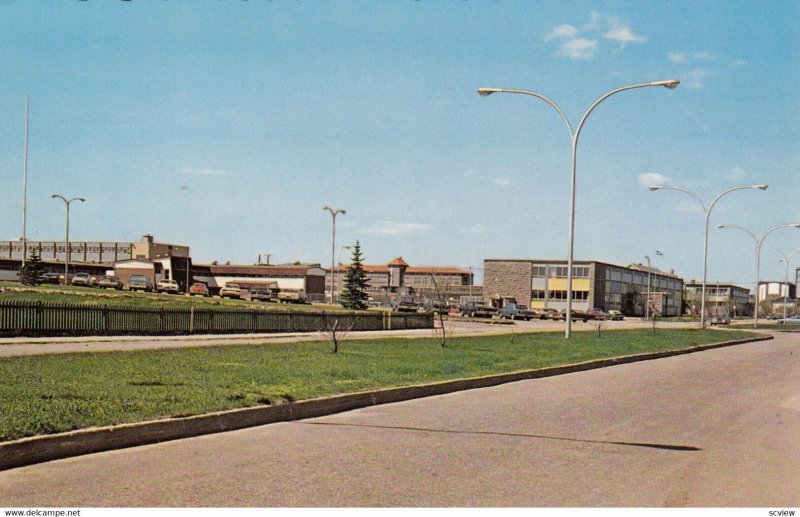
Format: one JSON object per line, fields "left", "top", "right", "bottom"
{"left": 1, "top": 331, "right": 797, "bottom": 507}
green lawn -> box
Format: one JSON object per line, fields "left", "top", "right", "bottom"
{"left": 0, "top": 282, "right": 350, "bottom": 313}
{"left": 0, "top": 328, "right": 759, "bottom": 442}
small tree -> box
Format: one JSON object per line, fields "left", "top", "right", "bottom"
{"left": 341, "top": 241, "right": 370, "bottom": 310}
{"left": 319, "top": 312, "right": 355, "bottom": 354}
{"left": 428, "top": 273, "right": 453, "bottom": 347}
{"left": 20, "top": 248, "right": 45, "bottom": 286}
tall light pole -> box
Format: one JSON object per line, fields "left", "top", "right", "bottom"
{"left": 21, "top": 96, "right": 30, "bottom": 268}
{"left": 478, "top": 79, "right": 680, "bottom": 338}
{"left": 322, "top": 206, "right": 346, "bottom": 304}
{"left": 649, "top": 184, "right": 768, "bottom": 328}
{"left": 773, "top": 247, "right": 800, "bottom": 321}
{"left": 336, "top": 245, "right": 352, "bottom": 304}
{"left": 718, "top": 223, "right": 800, "bottom": 327}
{"left": 51, "top": 194, "right": 85, "bottom": 284}
{"left": 643, "top": 250, "right": 663, "bottom": 320}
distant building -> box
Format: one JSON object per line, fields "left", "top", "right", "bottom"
{"left": 0, "top": 234, "right": 190, "bottom": 288}
{"left": 327, "top": 257, "right": 478, "bottom": 303}
{"left": 684, "top": 283, "right": 753, "bottom": 318}
{"left": 191, "top": 263, "right": 326, "bottom": 301}
{"left": 484, "top": 258, "right": 684, "bottom": 316}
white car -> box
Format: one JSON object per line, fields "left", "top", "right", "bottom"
{"left": 219, "top": 283, "right": 244, "bottom": 299}
{"left": 156, "top": 279, "right": 180, "bottom": 294}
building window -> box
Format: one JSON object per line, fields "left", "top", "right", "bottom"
{"left": 532, "top": 290, "right": 546, "bottom": 299}
{"left": 532, "top": 266, "right": 547, "bottom": 278}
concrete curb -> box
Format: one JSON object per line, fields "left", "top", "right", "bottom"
{"left": 0, "top": 334, "right": 773, "bottom": 471}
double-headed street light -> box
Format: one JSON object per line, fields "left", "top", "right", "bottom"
{"left": 322, "top": 206, "right": 346, "bottom": 304}
{"left": 643, "top": 250, "right": 664, "bottom": 320}
{"left": 51, "top": 194, "right": 85, "bottom": 284}
{"left": 478, "top": 80, "right": 680, "bottom": 338}
{"left": 772, "top": 247, "right": 800, "bottom": 321}
{"left": 717, "top": 223, "right": 800, "bottom": 327}
{"left": 649, "top": 184, "right": 768, "bottom": 328}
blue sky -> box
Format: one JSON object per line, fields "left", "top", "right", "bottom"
{"left": 0, "top": 1, "right": 798, "bottom": 289}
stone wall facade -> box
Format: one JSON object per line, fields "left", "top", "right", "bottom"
{"left": 483, "top": 260, "right": 533, "bottom": 307}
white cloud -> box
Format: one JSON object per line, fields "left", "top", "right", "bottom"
{"left": 546, "top": 13, "right": 644, "bottom": 60}
{"left": 458, "top": 224, "right": 490, "bottom": 236}
{"left": 668, "top": 52, "right": 687, "bottom": 64}
{"left": 733, "top": 59, "right": 749, "bottom": 67}
{"left": 682, "top": 68, "right": 712, "bottom": 89}
{"left": 546, "top": 24, "right": 578, "bottom": 41}
{"left": 493, "top": 177, "right": 512, "bottom": 187}
{"left": 693, "top": 50, "right": 714, "bottom": 61}
{"left": 358, "top": 221, "right": 433, "bottom": 237}
{"left": 638, "top": 172, "right": 670, "bottom": 188}
{"left": 604, "top": 25, "right": 646, "bottom": 46}
{"left": 179, "top": 167, "right": 233, "bottom": 176}
{"left": 559, "top": 38, "right": 599, "bottom": 60}
{"left": 725, "top": 166, "right": 747, "bottom": 181}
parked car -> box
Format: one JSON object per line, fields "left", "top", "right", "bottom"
{"left": 219, "top": 283, "right": 244, "bottom": 299}
{"left": 392, "top": 296, "right": 422, "bottom": 312}
{"left": 251, "top": 288, "right": 275, "bottom": 302}
{"left": 188, "top": 282, "right": 210, "bottom": 297}
{"left": 97, "top": 275, "right": 123, "bottom": 290}
{"left": 40, "top": 272, "right": 62, "bottom": 284}
{"left": 777, "top": 316, "right": 800, "bottom": 325}
{"left": 277, "top": 289, "right": 308, "bottom": 304}
{"left": 128, "top": 274, "right": 152, "bottom": 292}
{"left": 497, "top": 303, "right": 536, "bottom": 321}
{"left": 156, "top": 279, "right": 180, "bottom": 294}
{"left": 606, "top": 310, "right": 624, "bottom": 321}
{"left": 70, "top": 273, "right": 97, "bottom": 287}
{"left": 710, "top": 314, "right": 731, "bottom": 326}
{"left": 423, "top": 299, "right": 448, "bottom": 313}
{"left": 586, "top": 308, "right": 607, "bottom": 320}
{"left": 537, "top": 308, "right": 560, "bottom": 320}
{"left": 558, "top": 309, "right": 590, "bottom": 322}
{"left": 458, "top": 302, "right": 497, "bottom": 318}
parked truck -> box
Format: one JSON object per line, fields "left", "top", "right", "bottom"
{"left": 457, "top": 302, "right": 497, "bottom": 318}
{"left": 496, "top": 303, "right": 537, "bottom": 321}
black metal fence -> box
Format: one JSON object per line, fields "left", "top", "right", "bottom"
{"left": 0, "top": 300, "right": 433, "bottom": 336}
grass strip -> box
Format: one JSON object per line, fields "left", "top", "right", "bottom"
{"left": 0, "top": 328, "right": 756, "bottom": 442}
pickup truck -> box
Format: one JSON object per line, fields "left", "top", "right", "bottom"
{"left": 277, "top": 290, "right": 308, "bottom": 304}
{"left": 128, "top": 274, "right": 152, "bottom": 292}
{"left": 497, "top": 303, "right": 536, "bottom": 321}
{"left": 458, "top": 302, "right": 497, "bottom": 318}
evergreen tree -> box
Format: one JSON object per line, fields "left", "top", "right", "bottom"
{"left": 20, "top": 247, "right": 45, "bottom": 286}
{"left": 341, "top": 241, "right": 370, "bottom": 310}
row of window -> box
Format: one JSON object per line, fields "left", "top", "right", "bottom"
{"left": 531, "top": 266, "right": 590, "bottom": 278}
{"left": 532, "top": 289, "right": 589, "bottom": 301}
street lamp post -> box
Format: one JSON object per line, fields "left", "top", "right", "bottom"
{"left": 643, "top": 252, "right": 662, "bottom": 320}
{"left": 718, "top": 223, "right": 800, "bottom": 327}
{"left": 649, "top": 184, "right": 768, "bottom": 328}
{"left": 336, "top": 245, "right": 352, "bottom": 304}
{"left": 479, "top": 79, "right": 680, "bottom": 338}
{"left": 51, "top": 194, "right": 85, "bottom": 284}
{"left": 773, "top": 247, "right": 800, "bottom": 321}
{"left": 322, "top": 206, "right": 346, "bottom": 304}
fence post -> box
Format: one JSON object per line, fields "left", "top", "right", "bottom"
{"left": 102, "top": 305, "right": 109, "bottom": 335}
{"left": 189, "top": 307, "right": 194, "bottom": 334}
{"left": 159, "top": 308, "right": 165, "bottom": 333}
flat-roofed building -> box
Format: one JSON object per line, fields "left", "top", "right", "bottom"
{"left": 327, "top": 257, "right": 477, "bottom": 303}
{"left": 684, "top": 283, "right": 753, "bottom": 318}
{"left": 191, "top": 263, "right": 326, "bottom": 301}
{"left": 484, "top": 258, "right": 684, "bottom": 317}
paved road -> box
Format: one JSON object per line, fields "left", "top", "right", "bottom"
{"left": 1, "top": 332, "right": 796, "bottom": 507}
{"left": 0, "top": 317, "right": 700, "bottom": 357}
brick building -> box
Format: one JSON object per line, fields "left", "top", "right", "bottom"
{"left": 484, "top": 258, "right": 684, "bottom": 317}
